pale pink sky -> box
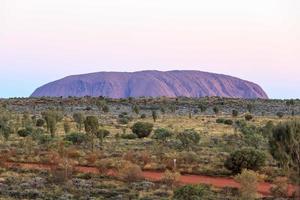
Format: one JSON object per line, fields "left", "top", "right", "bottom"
{"left": 0, "top": 0, "right": 299, "bottom": 98}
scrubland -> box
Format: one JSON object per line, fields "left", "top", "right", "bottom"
{"left": 0, "top": 96, "right": 299, "bottom": 199}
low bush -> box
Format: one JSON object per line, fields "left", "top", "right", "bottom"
{"left": 225, "top": 148, "right": 266, "bottom": 174}
{"left": 96, "top": 129, "right": 110, "bottom": 139}
{"left": 118, "top": 162, "right": 143, "bottom": 182}
{"left": 36, "top": 119, "right": 45, "bottom": 127}
{"left": 65, "top": 132, "right": 88, "bottom": 145}
{"left": 131, "top": 122, "right": 153, "bottom": 138}
{"left": 37, "top": 134, "right": 53, "bottom": 145}
{"left": 152, "top": 128, "right": 172, "bottom": 142}
{"left": 176, "top": 129, "right": 200, "bottom": 150}
{"left": 276, "top": 112, "right": 284, "bottom": 118}
{"left": 235, "top": 169, "right": 261, "bottom": 200}
{"left": 121, "top": 133, "right": 138, "bottom": 140}
{"left": 232, "top": 110, "right": 239, "bottom": 117}
{"left": 245, "top": 114, "right": 253, "bottom": 121}
{"left": 17, "top": 128, "right": 31, "bottom": 137}
{"left": 161, "top": 170, "right": 181, "bottom": 187}
{"left": 216, "top": 118, "right": 225, "bottom": 124}
{"left": 270, "top": 177, "right": 289, "bottom": 198}
{"left": 173, "top": 184, "right": 212, "bottom": 200}
{"left": 224, "top": 119, "right": 233, "bottom": 125}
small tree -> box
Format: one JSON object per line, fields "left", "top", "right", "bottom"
{"left": 73, "top": 112, "right": 85, "bottom": 131}
{"left": 232, "top": 110, "right": 239, "bottom": 117}
{"left": 96, "top": 129, "right": 110, "bottom": 145}
{"left": 176, "top": 129, "right": 200, "bottom": 150}
{"left": 63, "top": 121, "right": 71, "bottom": 134}
{"left": 213, "top": 106, "right": 219, "bottom": 115}
{"left": 0, "top": 117, "right": 11, "bottom": 140}
{"left": 84, "top": 116, "right": 99, "bottom": 150}
{"left": 102, "top": 105, "right": 109, "bottom": 113}
{"left": 247, "top": 103, "right": 254, "bottom": 113}
{"left": 152, "top": 110, "right": 158, "bottom": 122}
{"left": 131, "top": 122, "right": 153, "bottom": 138}
{"left": 269, "top": 121, "right": 300, "bottom": 192}
{"left": 42, "top": 110, "right": 63, "bottom": 137}
{"left": 198, "top": 104, "right": 207, "bottom": 113}
{"left": 132, "top": 105, "right": 140, "bottom": 115}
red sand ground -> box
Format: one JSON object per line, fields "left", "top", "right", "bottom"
{"left": 4, "top": 162, "right": 297, "bottom": 197}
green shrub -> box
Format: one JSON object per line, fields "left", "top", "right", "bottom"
{"left": 225, "top": 148, "right": 266, "bottom": 174}
{"left": 119, "top": 112, "right": 128, "bottom": 118}
{"left": 0, "top": 117, "right": 12, "bottom": 140}
{"left": 118, "top": 117, "right": 129, "bottom": 124}
{"left": 73, "top": 112, "right": 85, "bottom": 131}
{"left": 36, "top": 119, "right": 45, "bottom": 127}
{"left": 216, "top": 118, "right": 225, "bottom": 124}
{"left": 173, "top": 184, "right": 212, "bottom": 200}
{"left": 213, "top": 106, "right": 219, "bottom": 114}
{"left": 276, "top": 112, "right": 284, "bottom": 118}
{"left": 224, "top": 119, "right": 233, "bottom": 125}
{"left": 152, "top": 110, "right": 158, "bottom": 122}
{"left": 245, "top": 114, "right": 253, "bottom": 121}
{"left": 65, "top": 132, "right": 88, "bottom": 145}
{"left": 131, "top": 122, "right": 153, "bottom": 138}
{"left": 232, "top": 110, "right": 239, "bottom": 117}
{"left": 269, "top": 121, "right": 300, "bottom": 176}
{"left": 17, "top": 128, "right": 31, "bottom": 137}
{"left": 152, "top": 128, "right": 172, "bottom": 142}
{"left": 121, "top": 133, "right": 138, "bottom": 140}
{"left": 38, "top": 134, "right": 53, "bottom": 145}
{"left": 84, "top": 116, "right": 99, "bottom": 135}
{"left": 63, "top": 122, "right": 71, "bottom": 134}
{"left": 96, "top": 129, "right": 110, "bottom": 139}
{"left": 31, "top": 128, "right": 44, "bottom": 140}
{"left": 176, "top": 129, "right": 200, "bottom": 150}
{"left": 140, "top": 114, "right": 146, "bottom": 119}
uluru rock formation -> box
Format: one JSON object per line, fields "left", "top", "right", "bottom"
{"left": 31, "top": 70, "right": 268, "bottom": 99}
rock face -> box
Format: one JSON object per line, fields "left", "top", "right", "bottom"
{"left": 31, "top": 70, "right": 268, "bottom": 99}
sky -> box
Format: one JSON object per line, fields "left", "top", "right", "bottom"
{"left": 0, "top": 0, "right": 299, "bottom": 99}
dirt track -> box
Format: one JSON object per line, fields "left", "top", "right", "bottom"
{"left": 4, "top": 162, "right": 297, "bottom": 196}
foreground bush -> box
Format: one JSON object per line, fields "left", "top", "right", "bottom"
{"left": 269, "top": 120, "right": 300, "bottom": 179}
{"left": 225, "top": 148, "right": 266, "bottom": 174}
{"left": 131, "top": 122, "right": 153, "bottom": 138}
{"left": 173, "top": 184, "right": 212, "bottom": 200}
